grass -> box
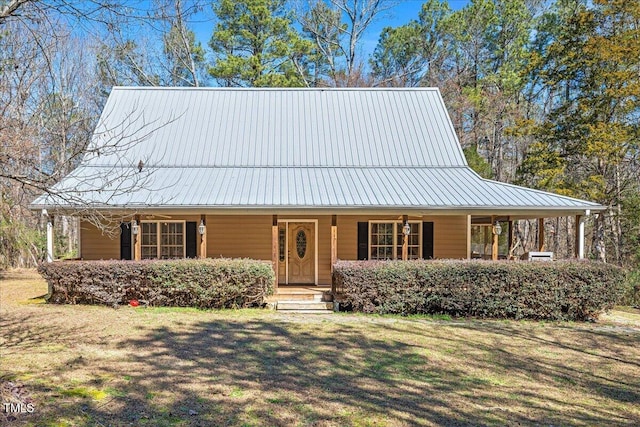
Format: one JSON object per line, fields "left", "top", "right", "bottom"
{"left": 1, "top": 268, "right": 639, "bottom": 426}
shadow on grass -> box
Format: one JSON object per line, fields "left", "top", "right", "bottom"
{"left": 7, "top": 315, "right": 635, "bottom": 427}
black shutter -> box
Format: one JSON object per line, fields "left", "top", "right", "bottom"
{"left": 357, "top": 222, "right": 368, "bottom": 260}
{"left": 422, "top": 222, "right": 434, "bottom": 259}
{"left": 186, "top": 221, "right": 197, "bottom": 258}
{"left": 120, "top": 222, "right": 132, "bottom": 260}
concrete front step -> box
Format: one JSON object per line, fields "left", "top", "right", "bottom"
{"left": 277, "top": 301, "right": 334, "bottom": 312}
{"left": 265, "top": 292, "right": 333, "bottom": 303}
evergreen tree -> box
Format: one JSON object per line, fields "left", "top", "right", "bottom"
{"left": 208, "top": 0, "right": 311, "bottom": 87}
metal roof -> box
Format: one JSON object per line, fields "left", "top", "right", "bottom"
{"left": 31, "top": 87, "right": 604, "bottom": 215}
{"left": 83, "top": 87, "right": 467, "bottom": 168}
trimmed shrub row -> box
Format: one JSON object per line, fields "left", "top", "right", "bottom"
{"left": 38, "top": 258, "right": 275, "bottom": 309}
{"left": 621, "top": 268, "right": 640, "bottom": 307}
{"left": 333, "top": 260, "right": 627, "bottom": 320}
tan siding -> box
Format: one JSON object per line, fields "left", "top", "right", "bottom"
{"left": 336, "top": 215, "right": 468, "bottom": 260}
{"left": 80, "top": 221, "right": 120, "bottom": 260}
{"left": 206, "top": 215, "right": 272, "bottom": 260}
{"left": 81, "top": 215, "right": 203, "bottom": 260}
{"left": 430, "top": 215, "right": 468, "bottom": 259}
{"left": 80, "top": 213, "right": 468, "bottom": 277}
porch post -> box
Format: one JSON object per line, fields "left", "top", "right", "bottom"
{"left": 575, "top": 214, "right": 585, "bottom": 259}
{"left": 466, "top": 215, "right": 471, "bottom": 260}
{"left": 402, "top": 214, "right": 409, "bottom": 261}
{"left": 199, "top": 214, "right": 207, "bottom": 259}
{"left": 538, "top": 218, "right": 545, "bottom": 251}
{"left": 272, "top": 215, "right": 278, "bottom": 291}
{"left": 507, "top": 217, "right": 513, "bottom": 260}
{"left": 330, "top": 215, "right": 337, "bottom": 272}
{"left": 45, "top": 211, "right": 54, "bottom": 262}
{"left": 134, "top": 214, "right": 141, "bottom": 261}
{"left": 491, "top": 215, "right": 498, "bottom": 261}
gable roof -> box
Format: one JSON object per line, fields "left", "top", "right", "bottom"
{"left": 31, "top": 87, "right": 604, "bottom": 216}
{"left": 81, "top": 87, "right": 468, "bottom": 168}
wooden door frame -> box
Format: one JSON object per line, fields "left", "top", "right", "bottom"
{"left": 277, "top": 219, "right": 318, "bottom": 285}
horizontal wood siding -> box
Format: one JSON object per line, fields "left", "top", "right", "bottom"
{"left": 80, "top": 221, "right": 120, "bottom": 260}
{"left": 206, "top": 215, "right": 272, "bottom": 260}
{"left": 336, "top": 215, "right": 468, "bottom": 260}
{"left": 431, "top": 215, "right": 468, "bottom": 259}
{"left": 79, "top": 214, "right": 468, "bottom": 273}
{"left": 81, "top": 215, "right": 202, "bottom": 260}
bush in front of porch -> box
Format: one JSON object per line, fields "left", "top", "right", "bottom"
{"left": 38, "top": 258, "right": 274, "bottom": 309}
{"left": 333, "top": 260, "right": 627, "bottom": 321}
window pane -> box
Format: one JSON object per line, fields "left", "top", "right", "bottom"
{"left": 370, "top": 222, "right": 395, "bottom": 260}
{"left": 141, "top": 223, "right": 157, "bottom": 259}
{"left": 159, "top": 222, "right": 184, "bottom": 259}
{"left": 396, "top": 222, "right": 420, "bottom": 260}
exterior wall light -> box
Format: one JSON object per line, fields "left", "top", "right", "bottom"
{"left": 402, "top": 221, "right": 411, "bottom": 236}
{"left": 131, "top": 220, "right": 140, "bottom": 235}
{"left": 493, "top": 221, "right": 502, "bottom": 236}
{"left": 198, "top": 220, "right": 206, "bottom": 235}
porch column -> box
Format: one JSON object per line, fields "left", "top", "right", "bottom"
{"left": 575, "top": 214, "right": 585, "bottom": 259}
{"left": 199, "top": 215, "right": 207, "bottom": 259}
{"left": 466, "top": 215, "right": 471, "bottom": 260}
{"left": 507, "top": 218, "right": 513, "bottom": 260}
{"left": 134, "top": 215, "right": 141, "bottom": 261}
{"left": 538, "top": 218, "right": 545, "bottom": 251}
{"left": 402, "top": 214, "right": 409, "bottom": 261}
{"left": 330, "top": 215, "right": 338, "bottom": 271}
{"left": 272, "top": 215, "right": 279, "bottom": 291}
{"left": 491, "top": 215, "right": 498, "bottom": 261}
{"left": 44, "top": 211, "right": 54, "bottom": 262}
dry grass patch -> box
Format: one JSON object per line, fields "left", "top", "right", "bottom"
{"left": 1, "top": 269, "right": 639, "bottom": 426}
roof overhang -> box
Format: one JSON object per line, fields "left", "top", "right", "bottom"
{"left": 30, "top": 204, "right": 603, "bottom": 219}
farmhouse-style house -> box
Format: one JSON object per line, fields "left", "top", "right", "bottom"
{"left": 31, "top": 87, "right": 604, "bottom": 288}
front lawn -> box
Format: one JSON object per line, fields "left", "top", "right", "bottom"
{"left": 1, "top": 269, "right": 639, "bottom": 426}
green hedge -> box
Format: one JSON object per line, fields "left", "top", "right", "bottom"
{"left": 38, "top": 258, "right": 275, "bottom": 309}
{"left": 333, "top": 260, "right": 627, "bottom": 320}
{"left": 621, "top": 268, "right": 640, "bottom": 307}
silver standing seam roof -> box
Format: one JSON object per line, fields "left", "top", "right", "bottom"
{"left": 31, "top": 87, "right": 604, "bottom": 216}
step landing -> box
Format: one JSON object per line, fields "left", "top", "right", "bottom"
{"left": 266, "top": 286, "right": 335, "bottom": 312}
{"left": 276, "top": 301, "right": 335, "bottom": 313}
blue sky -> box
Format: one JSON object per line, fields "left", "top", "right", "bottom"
{"left": 190, "top": 0, "right": 470, "bottom": 60}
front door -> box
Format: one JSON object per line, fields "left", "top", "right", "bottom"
{"left": 288, "top": 222, "right": 315, "bottom": 284}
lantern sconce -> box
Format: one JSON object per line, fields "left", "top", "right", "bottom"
{"left": 402, "top": 221, "right": 411, "bottom": 236}
{"left": 131, "top": 220, "right": 140, "bottom": 235}
{"left": 493, "top": 221, "right": 502, "bottom": 236}
{"left": 198, "top": 220, "right": 206, "bottom": 235}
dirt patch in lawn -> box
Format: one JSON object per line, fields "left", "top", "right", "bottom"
{"left": 1, "top": 269, "right": 639, "bottom": 426}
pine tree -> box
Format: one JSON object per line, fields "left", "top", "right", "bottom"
{"left": 208, "top": 0, "right": 311, "bottom": 87}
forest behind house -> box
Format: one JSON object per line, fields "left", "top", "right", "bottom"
{"left": 0, "top": 0, "right": 638, "bottom": 272}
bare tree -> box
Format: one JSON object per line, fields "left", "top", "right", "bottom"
{"left": 0, "top": 5, "right": 179, "bottom": 265}
{"left": 298, "top": 0, "right": 395, "bottom": 86}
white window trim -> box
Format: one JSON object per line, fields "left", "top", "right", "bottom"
{"left": 141, "top": 220, "right": 187, "bottom": 259}
{"left": 368, "top": 220, "right": 423, "bottom": 260}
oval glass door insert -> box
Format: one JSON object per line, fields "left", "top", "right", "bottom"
{"left": 296, "top": 230, "right": 307, "bottom": 259}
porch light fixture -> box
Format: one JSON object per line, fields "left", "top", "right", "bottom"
{"left": 402, "top": 221, "right": 411, "bottom": 236}
{"left": 493, "top": 221, "right": 502, "bottom": 236}
{"left": 131, "top": 220, "right": 140, "bottom": 235}
{"left": 198, "top": 220, "right": 206, "bottom": 235}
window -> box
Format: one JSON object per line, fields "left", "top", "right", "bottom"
{"left": 278, "top": 227, "right": 286, "bottom": 262}
{"left": 369, "top": 221, "right": 422, "bottom": 260}
{"left": 141, "top": 221, "right": 185, "bottom": 259}
{"left": 470, "top": 222, "right": 508, "bottom": 259}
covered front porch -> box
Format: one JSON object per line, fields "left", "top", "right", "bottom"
{"left": 43, "top": 209, "right": 594, "bottom": 291}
